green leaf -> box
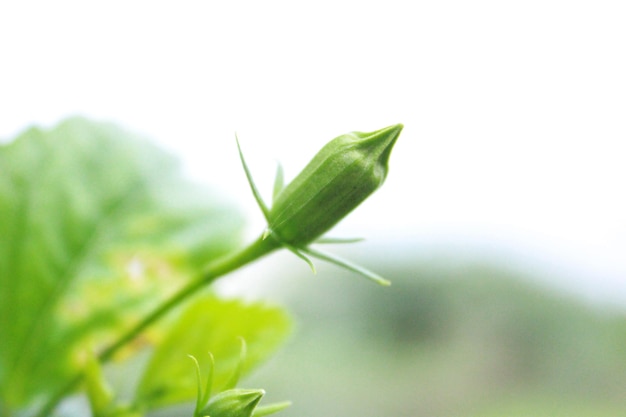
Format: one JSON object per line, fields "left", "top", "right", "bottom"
{"left": 0, "top": 117, "right": 244, "bottom": 413}
{"left": 135, "top": 294, "right": 291, "bottom": 410}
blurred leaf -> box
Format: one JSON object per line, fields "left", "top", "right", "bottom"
{"left": 0, "top": 117, "right": 244, "bottom": 413}
{"left": 135, "top": 294, "right": 291, "bottom": 410}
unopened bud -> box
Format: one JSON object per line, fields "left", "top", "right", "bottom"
{"left": 200, "top": 388, "right": 264, "bottom": 417}
{"left": 269, "top": 124, "right": 403, "bottom": 246}
{"left": 227, "top": 124, "right": 403, "bottom": 285}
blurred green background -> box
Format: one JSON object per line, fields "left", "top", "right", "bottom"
{"left": 238, "top": 243, "right": 626, "bottom": 417}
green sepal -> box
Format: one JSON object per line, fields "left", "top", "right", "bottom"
{"left": 189, "top": 353, "right": 215, "bottom": 416}
{"left": 282, "top": 242, "right": 317, "bottom": 274}
{"left": 252, "top": 401, "right": 292, "bottom": 417}
{"left": 223, "top": 338, "right": 247, "bottom": 391}
{"left": 188, "top": 355, "right": 203, "bottom": 416}
{"left": 203, "top": 352, "right": 215, "bottom": 405}
{"left": 314, "top": 237, "right": 365, "bottom": 244}
{"left": 304, "top": 247, "right": 391, "bottom": 286}
{"left": 262, "top": 228, "right": 273, "bottom": 240}
{"left": 236, "top": 135, "right": 271, "bottom": 222}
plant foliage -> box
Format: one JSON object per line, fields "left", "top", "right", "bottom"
{"left": 0, "top": 117, "right": 399, "bottom": 417}
{"left": 0, "top": 118, "right": 277, "bottom": 415}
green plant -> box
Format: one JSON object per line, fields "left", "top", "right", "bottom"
{"left": 0, "top": 118, "right": 402, "bottom": 416}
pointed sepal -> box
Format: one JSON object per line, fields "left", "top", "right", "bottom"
{"left": 236, "top": 135, "right": 272, "bottom": 222}
{"left": 304, "top": 247, "right": 391, "bottom": 286}
{"left": 252, "top": 401, "right": 292, "bottom": 417}
{"left": 314, "top": 237, "right": 365, "bottom": 244}
{"left": 223, "top": 337, "right": 247, "bottom": 391}
{"left": 282, "top": 242, "right": 316, "bottom": 274}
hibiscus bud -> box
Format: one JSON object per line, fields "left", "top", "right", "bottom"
{"left": 268, "top": 124, "right": 403, "bottom": 246}
{"left": 200, "top": 388, "right": 264, "bottom": 417}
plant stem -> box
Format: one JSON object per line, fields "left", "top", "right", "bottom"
{"left": 35, "top": 235, "right": 279, "bottom": 417}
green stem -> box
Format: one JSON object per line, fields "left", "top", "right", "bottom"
{"left": 35, "top": 235, "right": 279, "bottom": 417}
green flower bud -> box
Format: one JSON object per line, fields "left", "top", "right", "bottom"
{"left": 268, "top": 123, "right": 403, "bottom": 246}
{"left": 231, "top": 123, "right": 403, "bottom": 285}
{"left": 200, "top": 388, "right": 264, "bottom": 417}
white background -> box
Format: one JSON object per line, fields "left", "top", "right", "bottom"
{"left": 1, "top": 1, "right": 625, "bottom": 305}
